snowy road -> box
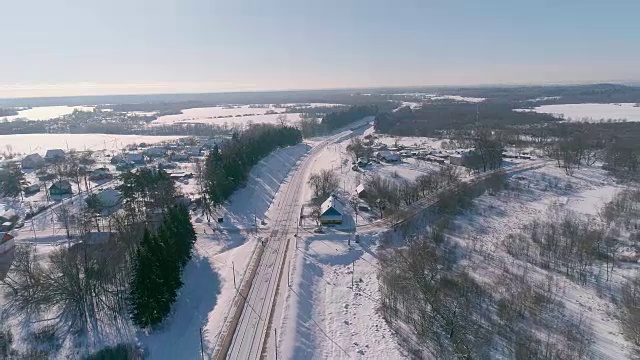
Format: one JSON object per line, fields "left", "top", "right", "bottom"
{"left": 218, "top": 120, "right": 372, "bottom": 360}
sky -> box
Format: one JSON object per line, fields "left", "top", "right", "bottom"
{"left": 2, "top": 0, "right": 640, "bottom": 98}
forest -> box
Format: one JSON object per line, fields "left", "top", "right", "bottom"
{"left": 374, "top": 102, "right": 558, "bottom": 136}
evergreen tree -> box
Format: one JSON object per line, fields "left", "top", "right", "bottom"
{"left": 129, "top": 229, "right": 164, "bottom": 327}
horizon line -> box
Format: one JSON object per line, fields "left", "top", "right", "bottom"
{"left": 1, "top": 80, "right": 639, "bottom": 102}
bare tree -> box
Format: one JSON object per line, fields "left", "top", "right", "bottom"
{"left": 308, "top": 169, "right": 339, "bottom": 200}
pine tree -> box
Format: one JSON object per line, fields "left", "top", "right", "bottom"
{"left": 130, "top": 229, "right": 164, "bottom": 327}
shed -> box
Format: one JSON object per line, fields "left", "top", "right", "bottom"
{"left": 44, "top": 149, "right": 65, "bottom": 162}
{"left": 49, "top": 180, "right": 72, "bottom": 196}
{"left": 21, "top": 153, "right": 45, "bottom": 169}
{"left": 319, "top": 196, "right": 344, "bottom": 224}
{"left": 355, "top": 184, "right": 367, "bottom": 198}
{"left": 23, "top": 183, "right": 41, "bottom": 195}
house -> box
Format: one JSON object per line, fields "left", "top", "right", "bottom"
{"left": 0, "top": 232, "right": 14, "bottom": 255}
{"left": 186, "top": 146, "right": 202, "bottom": 157}
{"left": 21, "top": 153, "right": 45, "bottom": 169}
{"left": 88, "top": 189, "right": 122, "bottom": 214}
{"left": 144, "top": 147, "right": 167, "bottom": 158}
{"left": 319, "top": 195, "right": 344, "bottom": 224}
{"left": 171, "top": 153, "right": 189, "bottom": 162}
{"left": 89, "top": 167, "right": 112, "bottom": 181}
{"left": 49, "top": 180, "right": 72, "bottom": 196}
{"left": 110, "top": 154, "right": 124, "bottom": 164}
{"left": 23, "top": 183, "right": 41, "bottom": 195}
{"left": 125, "top": 153, "right": 145, "bottom": 164}
{"left": 376, "top": 151, "right": 401, "bottom": 162}
{"left": 116, "top": 161, "right": 135, "bottom": 172}
{"left": 44, "top": 149, "right": 65, "bottom": 162}
{"left": 156, "top": 160, "right": 178, "bottom": 169}
{"left": 355, "top": 184, "right": 367, "bottom": 198}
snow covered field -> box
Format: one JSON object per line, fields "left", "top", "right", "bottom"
{"left": 2, "top": 105, "right": 95, "bottom": 121}
{"left": 150, "top": 104, "right": 339, "bottom": 127}
{"left": 0, "top": 133, "right": 181, "bottom": 155}
{"left": 517, "top": 103, "right": 640, "bottom": 122}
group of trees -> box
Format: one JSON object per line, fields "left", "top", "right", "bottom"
{"left": 118, "top": 167, "right": 177, "bottom": 222}
{"left": 307, "top": 169, "right": 340, "bottom": 201}
{"left": 379, "top": 236, "right": 493, "bottom": 358}
{"left": 205, "top": 124, "right": 302, "bottom": 208}
{"left": 321, "top": 105, "right": 378, "bottom": 132}
{"left": 129, "top": 206, "right": 196, "bottom": 328}
{"left": 467, "top": 130, "right": 504, "bottom": 173}
{"left": 504, "top": 211, "right": 609, "bottom": 284}
{"left": 374, "top": 102, "right": 558, "bottom": 137}
{"left": 0, "top": 162, "right": 26, "bottom": 198}
{"left": 378, "top": 170, "right": 598, "bottom": 358}
{"left": 363, "top": 165, "right": 461, "bottom": 218}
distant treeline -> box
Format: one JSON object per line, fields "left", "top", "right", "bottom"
{"left": 322, "top": 104, "right": 379, "bottom": 131}
{"left": 436, "top": 83, "right": 640, "bottom": 105}
{"left": 374, "top": 103, "right": 558, "bottom": 137}
{"left": 0, "top": 108, "right": 18, "bottom": 117}
{"left": 0, "top": 119, "right": 236, "bottom": 137}
{"left": 204, "top": 124, "right": 302, "bottom": 208}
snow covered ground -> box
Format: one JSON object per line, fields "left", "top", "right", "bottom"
{"left": 150, "top": 104, "right": 338, "bottom": 127}
{"left": 0, "top": 133, "right": 181, "bottom": 156}
{"left": 2, "top": 105, "right": 95, "bottom": 121}
{"left": 277, "top": 232, "right": 403, "bottom": 359}
{"left": 516, "top": 103, "right": 640, "bottom": 122}
{"left": 448, "top": 164, "right": 637, "bottom": 358}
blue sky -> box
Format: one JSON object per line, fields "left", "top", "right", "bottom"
{"left": 2, "top": 0, "right": 639, "bottom": 97}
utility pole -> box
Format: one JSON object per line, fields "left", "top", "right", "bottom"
{"left": 351, "top": 260, "right": 355, "bottom": 289}
{"left": 274, "top": 328, "right": 278, "bottom": 359}
{"left": 199, "top": 326, "right": 205, "bottom": 360}
{"left": 232, "top": 261, "right": 236, "bottom": 290}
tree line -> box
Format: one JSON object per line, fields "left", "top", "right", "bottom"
{"left": 205, "top": 124, "right": 302, "bottom": 209}
{"left": 374, "top": 102, "right": 558, "bottom": 137}
{"left": 322, "top": 105, "right": 378, "bottom": 132}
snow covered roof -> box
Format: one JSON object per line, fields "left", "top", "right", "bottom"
{"left": 320, "top": 196, "right": 344, "bottom": 216}
{"left": 356, "top": 184, "right": 365, "bottom": 194}
{"left": 45, "top": 149, "right": 65, "bottom": 159}
{"left": 95, "top": 189, "right": 121, "bottom": 207}
{"left": 22, "top": 153, "right": 44, "bottom": 164}
{"left": 0, "top": 207, "right": 17, "bottom": 221}
{"left": 50, "top": 180, "right": 72, "bottom": 190}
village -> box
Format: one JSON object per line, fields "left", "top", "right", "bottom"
{"left": 0, "top": 135, "right": 231, "bottom": 269}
